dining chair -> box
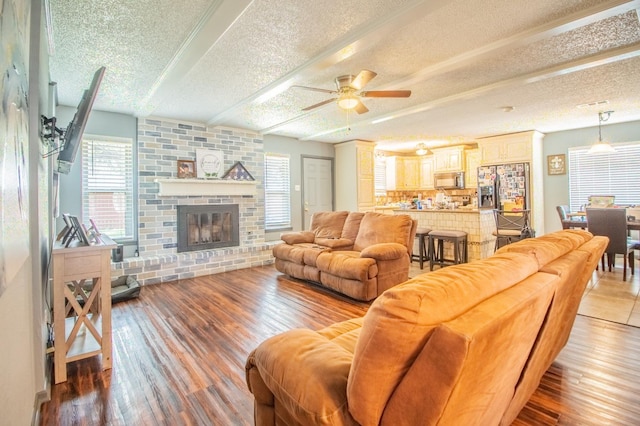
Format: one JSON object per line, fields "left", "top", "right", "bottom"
{"left": 556, "top": 205, "right": 587, "bottom": 230}
{"left": 585, "top": 208, "right": 638, "bottom": 281}
{"left": 492, "top": 210, "right": 532, "bottom": 252}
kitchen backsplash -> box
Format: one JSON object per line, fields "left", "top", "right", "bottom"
{"left": 377, "top": 188, "right": 477, "bottom": 205}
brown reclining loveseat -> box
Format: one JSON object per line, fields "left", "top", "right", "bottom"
{"left": 272, "top": 211, "right": 417, "bottom": 302}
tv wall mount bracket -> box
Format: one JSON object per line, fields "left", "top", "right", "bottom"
{"left": 40, "top": 114, "right": 65, "bottom": 158}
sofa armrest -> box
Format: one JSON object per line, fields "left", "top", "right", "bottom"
{"left": 360, "top": 243, "right": 407, "bottom": 260}
{"left": 315, "top": 237, "right": 353, "bottom": 249}
{"left": 281, "top": 231, "right": 315, "bottom": 245}
{"left": 246, "top": 329, "right": 355, "bottom": 424}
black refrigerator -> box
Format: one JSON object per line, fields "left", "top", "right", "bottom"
{"left": 477, "top": 163, "right": 530, "bottom": 211}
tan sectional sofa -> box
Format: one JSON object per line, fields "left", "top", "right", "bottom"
{"left": 273, "top": 211, "right": 417, "bottom": 301}
{"left": 247, "top": 230, "right": 607, "bottom": 425}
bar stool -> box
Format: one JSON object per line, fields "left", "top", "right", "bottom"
{"left": 411, "top": 228, "right": 431, "bottom": 269}
{"left": 428, "top": 230, "right": 468, "bottom": 271}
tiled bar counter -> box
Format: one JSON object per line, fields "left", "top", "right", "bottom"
{"left": 394, "top": 209, "right": 496, "bottom": 262}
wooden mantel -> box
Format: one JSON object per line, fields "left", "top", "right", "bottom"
{"left": 155, "top": 178, "right": 258, "bottom": 197}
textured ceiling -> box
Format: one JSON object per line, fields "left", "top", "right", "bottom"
{"left": 48, "top": 0, "right": 640, "bottom": 152}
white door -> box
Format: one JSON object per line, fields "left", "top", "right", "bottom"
{"left": 302, "top": 157, "right": 333, "bottom": 229}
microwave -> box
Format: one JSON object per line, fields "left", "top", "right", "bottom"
{"left": 434, "top": 172, "right": 465, "bottom": 189}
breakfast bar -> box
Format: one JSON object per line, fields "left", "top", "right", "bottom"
{"left": 394, "top": 208, "right": 496, "bottom": 261}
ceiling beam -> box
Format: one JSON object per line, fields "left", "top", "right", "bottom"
{"left": 301, "top": 42, "right": 640, "bottom": 141}
{"left": 376, "top": 0, "right": 640, "bottom": 91}
{"left": 135, "top": 0, "right": 254, "bottom": 117}
{"left": 264, "top": 0, "right": 640, "bottom": 138}
{"left": 207, "top": 0, "right": 451, "bottom": 126}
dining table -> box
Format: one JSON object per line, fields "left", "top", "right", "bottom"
{"left": 565, "top": 211, "right": 640, "bottom": 232}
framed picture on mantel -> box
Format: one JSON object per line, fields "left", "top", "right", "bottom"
{"left": 196, "top": 149, "right": 224, "bottom": 179}
{"left": 547, "top": 154, "right": 566, "bottom": 175}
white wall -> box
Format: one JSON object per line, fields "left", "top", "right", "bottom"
{"left": 542, "top": 120, "right": 640, "bottom": 232}
{"left": 263, "top": 134, "right": 334, "bottom": 240}
{"left": 0, "top": 0, "right": 50, "bottom": 423}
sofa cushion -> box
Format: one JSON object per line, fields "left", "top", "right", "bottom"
{"left": 310, "top": 211, "right": 350, "bottom": 239}
{"left": 281, "top": 231, "right": 315, "bottom": 245}
{"left": 382, "top": 271, "right": 557, "bottom": 425}
{"left": 316, "top": 251, "right": 378, "bottom": 281}
{"left": 341, "top": 212, "right": 365, "bottom": 242}
{"left": 496, "top": 229, "right": 592, "bottom": 268}
{"left": 314, "top": 237, "right": 354, "bottom": 249}
{"left": 248, "top": 329, "right": 358, "bottom": 425}
{"left": 346, "top": 251, "right": 540, "bottom": 425}
{"left": 353, "top": 213, "right": 414, "bottom": 252}
{"left": 360, "top": 243, "right": 407, "bottom": 260}
{"left": 273, "top": 242, "right": 330, "bottom": 266}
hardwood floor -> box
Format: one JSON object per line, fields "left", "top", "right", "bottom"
{"left": 40, "top": 265, "right": 640, "bottom": 425}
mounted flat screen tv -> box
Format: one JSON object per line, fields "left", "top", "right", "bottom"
{"left": 56, "top": 66, "right": 106, "bottom": 174}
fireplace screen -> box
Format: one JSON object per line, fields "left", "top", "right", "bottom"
{"left": 177, "top": 205, "right": 239, "bottom": 253}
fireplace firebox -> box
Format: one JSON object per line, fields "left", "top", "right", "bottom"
{"left": 177, "top": 204, "right": 239, "bottom": 253}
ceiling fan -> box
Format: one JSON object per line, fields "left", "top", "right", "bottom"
{"left": 293, "top": 70, "right": 411, "bottom": 114}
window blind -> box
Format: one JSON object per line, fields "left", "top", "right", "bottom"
{"left": 374, "top": 156, "right": 387, "bottom": 196}
{"left": 82, "top": 137, "right": 135, "bottom": 240}
{"left": 264, "top": 153, "right": 291, "bottom": 230}
{"left": 568, "top": 141, "right": 640, "bottom": 211}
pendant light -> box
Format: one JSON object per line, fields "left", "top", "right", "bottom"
{"left": 588, "top": 111, "right": 615, "bottom": 154}
{"left": 416, "top": 143, "right": 429, "bottom": 156}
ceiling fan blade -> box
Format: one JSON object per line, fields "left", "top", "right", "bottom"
{"left": 354, "top": 100, "right": 369, "bottom": 114}
{"left": 351, "top": 70, "right": 377, "bottom": 90}
{"left": 302, "top": 98, "right": 337, "bottom": 111}
{"left": 360, "top": 90, "right": 412, "bottom": 98}
{"left": 292, "top": 85, "right": 337, "bottom": 95}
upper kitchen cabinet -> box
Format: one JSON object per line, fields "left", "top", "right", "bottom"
{"left": 402, "top": 156, "right": 421, "bottom": 190}
{"left": 432, "top": 146, "right": 466, "bottom": 172}
{"left": 465, "top": 148, "right": 480, "bottom": 188}
{"left": 335, "top": 140, "right": 375, "bottom": 212}
{"left": 420, "top": 156, "right": 434, "bottom": 189}
{"left": 477, "top": 131, "right": 544, "bottom": 165}
{"left": 386, "top": 156, "right": 420, "bottom": 191}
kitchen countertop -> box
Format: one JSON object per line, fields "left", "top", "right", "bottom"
{"left": 378, "top": 206, "right": 487, "bottom": 213}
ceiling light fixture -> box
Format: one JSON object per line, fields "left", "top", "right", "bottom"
{"left": 588, "top": 111, "right": 616, "bottom": 154}
{"left": 416, "top": 143, "right": 429, "bottom": 156}
{"left": 337, "top": 94, "right": 358, "bottom": 110}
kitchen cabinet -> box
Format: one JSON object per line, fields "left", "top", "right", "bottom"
{"left": 477, "top": 131, "right": 541, "bottom": 165}
{"left": 420, "top": 156, "right": 434, "bottom": 189}
{"left": 335, "top": 140, "right": 375, "bottom": 211}
{"left": 465, "top": 149, "right": 480, "bottom": 188}
{"left": 402, "top": 156, "right": 421, "bottom": 190}
{"left": 385, "top": 156, "right": 402, "bottom": 190}
{"left": 387, "top": 156, "right": 420, "bottom": 191}
{"left": 432, "top": 146, "right": 466, "bottom": 172}
{"left": 476, "top": 130, "right": 546, "bottom": 234}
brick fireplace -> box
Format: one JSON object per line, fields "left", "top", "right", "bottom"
{"left": 111, "top": 118, "right": 276, "bottom": 285}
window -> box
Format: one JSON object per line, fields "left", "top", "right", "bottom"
{"left": 264, "top": 153, "right": 291, "bottom": 230}
{"left": 568, "top": 142, "right": 640, "bottom": 211}
{"left": 374, "top": 155, "right": 387, "bottom": 196}
{"left": 82, "top": 136, "right": 135, "bottom": 241}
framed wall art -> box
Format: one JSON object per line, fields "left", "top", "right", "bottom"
{"left": 196, "top": 149, "right": 224, "bottom": 179}
{"left": 547, "top": 154, "right": 566, "bottom": 175}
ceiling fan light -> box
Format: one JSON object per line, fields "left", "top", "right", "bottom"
{"left": 337, "top": 95, "right": 359, "bottom": 110}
